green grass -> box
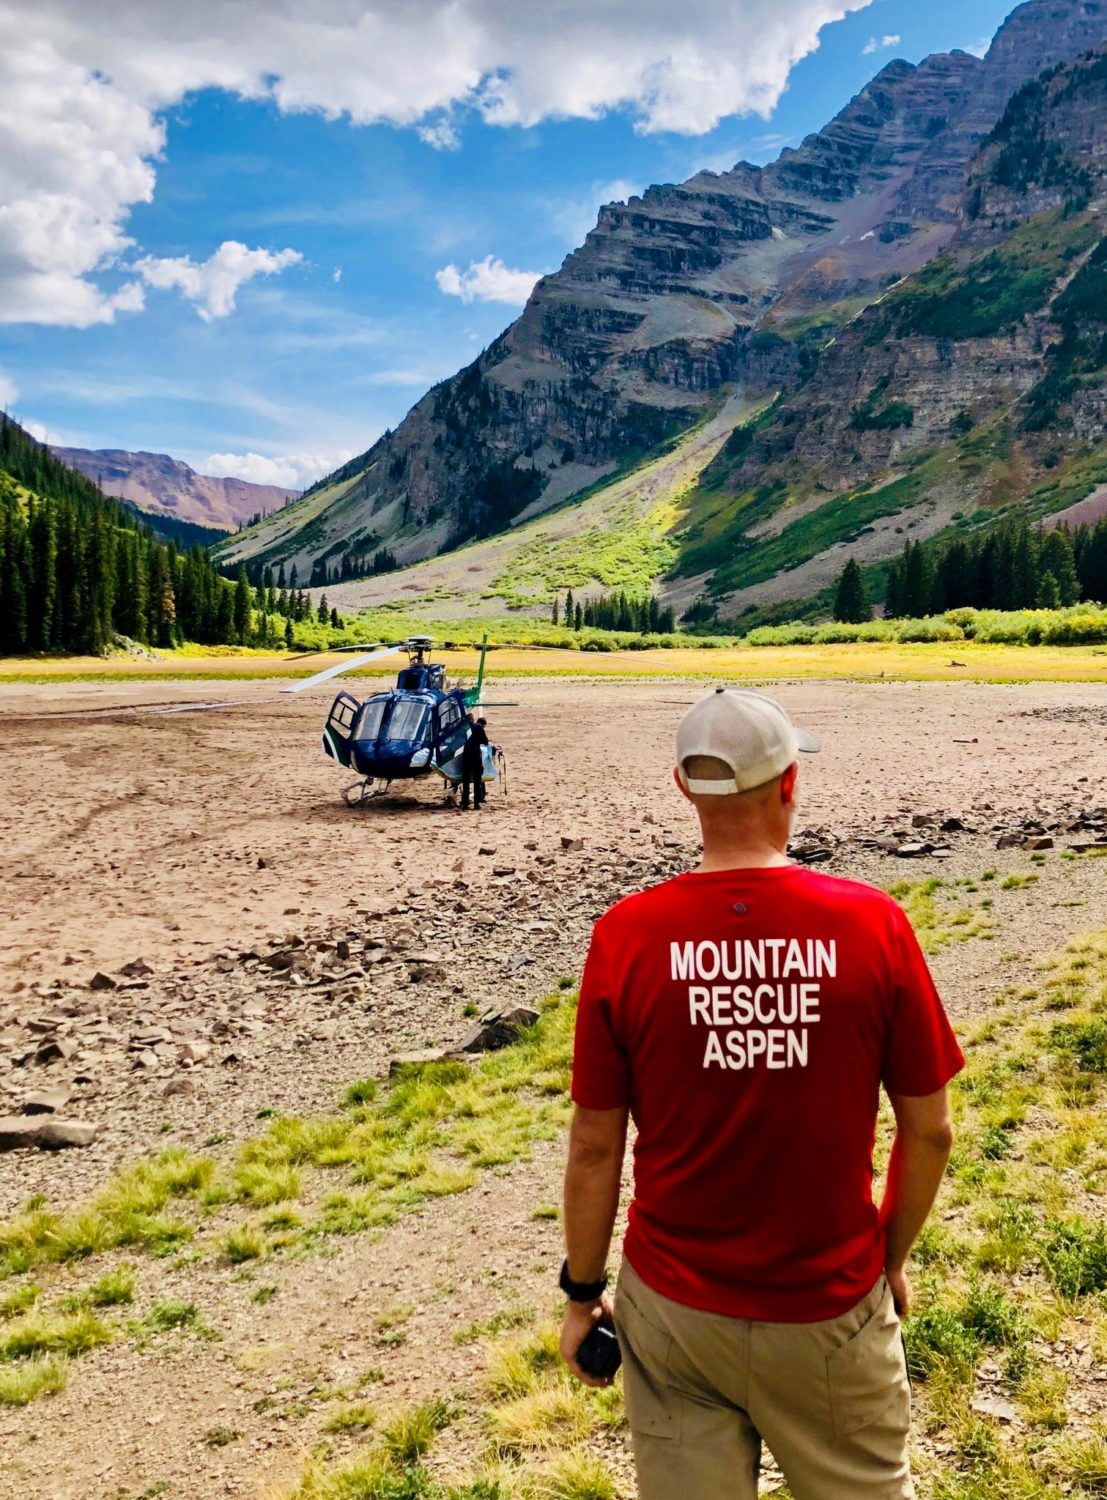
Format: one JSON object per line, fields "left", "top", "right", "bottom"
{"left": 679, "top": 468, "right": 930, "bottom": 592}
{"left": 888, "top": 878, "right": 993, "bottom": 956}
{"left": 882, "top": 209, "right": 1097, "bottom": 341}
{"left": 0, "top": 1353, "right": 68, "bottom": 1406}
{"left": 136, "top": 1299, "right": 198, "bottom": 1334}
{"left": 60, "top": 1267, "right": 135, "bottom": 1310}
{"left": 323, "top": 1404, "right": 377, "bottom": 1433}
{"left": 0, "top": 1148, "right": 214, "bottom": 1279}
{"left": 0, "top": 1308, "right": 112, "bottom": 1362}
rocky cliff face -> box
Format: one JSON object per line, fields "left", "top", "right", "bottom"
{"left": 221, "top": 0, "right": 1107, "bottom": 585}
{"left": 679, "top": 43, "right": 1107, "bottom": 615}
{"left": 52, "top": 448, "right": 297, "bottom": 533}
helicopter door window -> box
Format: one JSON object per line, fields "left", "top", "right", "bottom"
{"left": 387, "top": 700, "right": 429, "bottom": 743}
{"left": 438, "top": 701, "right": 462, "bottom": 734}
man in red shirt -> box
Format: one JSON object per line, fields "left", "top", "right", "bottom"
{"left": 560, "top": 688, "right": 962, "bottom": 1499}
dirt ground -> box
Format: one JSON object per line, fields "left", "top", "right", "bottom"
{"left": 3, "top": 673, "right": 1107, "bottom": 1499}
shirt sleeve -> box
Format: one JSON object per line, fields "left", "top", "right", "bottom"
{"left": 571, "top": 920, "right": 631, "bottom": 1111}
{"left": 882, "top": 904, "right": 965, "bottom": 1097}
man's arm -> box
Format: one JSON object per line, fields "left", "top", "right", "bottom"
{"left": 881, "top": 1086, "right": 954, "bottom": 1315}
{"left": 560, "top": 1103, "right": 629, "bottom": 1386}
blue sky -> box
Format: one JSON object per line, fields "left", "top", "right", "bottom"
{"left": 1, "top": 0, "right": 1016, "bottom": 490}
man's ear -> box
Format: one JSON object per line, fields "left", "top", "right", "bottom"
{"left": 780, "top": 763, "right": 799, "bottom": 807}
{"left": 673, "top": 766, "right": 693, "bottom": 804}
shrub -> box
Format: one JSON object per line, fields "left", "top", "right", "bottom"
{"left": 1048, "top": 1018, "right": 1107, "bottom": 1073}
{"left": 903, "top": 1308, "right": 979, "bottom": 1382}
{"left": 1040, "top": 1217, "right": 1107, "bottom": 1297}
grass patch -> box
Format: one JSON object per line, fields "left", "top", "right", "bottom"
{"left": 323, "top": 1403, "right": 376, "bottom": 1433}
{"left": 0, "top": 1308, "right": 112, "bottom": 1362}
{"left": 60, "top": 1266, "right": 135, "bottom": 1310}
{"left": 889, "top": 878, "right": 993, "bottom": 956}
{"left": 137, "top": 1300, "right": 198, "bottom": 1334}
{"left": 0, "top": 1353, "right": 68, "bottom": 1406}
{"left": 0, "top": 1148, "right": 213, "bottom": 1279}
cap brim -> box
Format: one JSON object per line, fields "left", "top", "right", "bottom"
{"left": 795, "top": 728, "right": 821, "bottom": 754}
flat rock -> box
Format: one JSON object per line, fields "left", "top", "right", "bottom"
{"left": 0, "top": 1115, "right": 99, "bottom": 1150}
{"left": 895, "top": 843, "right": 933, "bottom": 858}
{"left": 22, "top": 1087, "right": 72, "bottom": 1115}
{"left": 971, "top": 1394, "right": 1018, "bottom": 1423}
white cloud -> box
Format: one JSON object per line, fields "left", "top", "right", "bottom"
{"left": 0, "top": 369, "right": 18, "bottom": 409}
{"left": 134, "top": 241, "right": 302, "bottom": 321}
{"left": 333, "top": 266, "right": 342, "bottom": 283}
{"left": 199, "top": 449, "right": 354, "bottom": 490}
{"left": 862, "top": 34, "right": 902, "bottom": 55}
{"left": 22, "top": 418, "right": 49, "bottom": 444}
{"left": 435, "top": 255, "right": 545, "bottom": 306}
{"left": 1, "top": 2, "right": 875, "bottom": 326}
{"left": 418, "top": 119, "right": 461, "bottom": 151}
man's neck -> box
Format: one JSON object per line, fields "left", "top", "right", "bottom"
{"left": 695, "top": 841, "right": 791, "bottom": 873}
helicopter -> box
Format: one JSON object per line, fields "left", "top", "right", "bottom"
{"left": 285, "top": 635, "right": 512, "bottom": 806}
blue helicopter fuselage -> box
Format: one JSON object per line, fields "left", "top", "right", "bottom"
{"left": 322, "top": 660, "right": 473, "bottom": 783}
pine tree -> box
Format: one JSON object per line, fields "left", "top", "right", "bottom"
{"left": 317, "top": 593, "right": 329, "bottom": 625}
{"left": 233, "top": 568, "right": 252, "bottom": 645}
{"left": 833, "top": 559, "right": 873, "bottom": 623}
{"left": 330, "top": 607, "right": 340, "bottom": 629}
{"left": 902, "top": 542, "right": 936, "bottom": 617}
{"left": 1039, "top": 528, "right": 1080, "bottom": 605}
{"left": 564, "top": 588, "right": 575, "bottom": 628}
{"left": 551, "top": 596, "right": 560, "bottom": 626}
{"left": 1036, "top": 571, "right": 1062, "bottom": 609}
{"left": 574, "top": 602, "right": 583, "bottom": 631}
{"left": 285, "top": 617, "right": 295, "bottom": 650}
{"left": 883, "top": 560, "right": 903, "bottom": 618}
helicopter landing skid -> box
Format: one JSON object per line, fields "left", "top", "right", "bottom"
{"left": 342, "top": 778, "right": 391, "bottom": 806}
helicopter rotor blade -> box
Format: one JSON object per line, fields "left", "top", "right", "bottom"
{"left": 282, "top": 646, "right": 400, "bottom": 695}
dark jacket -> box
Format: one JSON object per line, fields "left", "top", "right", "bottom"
{"left": 461, "top": 722, "right": 489, "bottom": 771}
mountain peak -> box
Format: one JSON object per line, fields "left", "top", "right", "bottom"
{"left": 51, "top": 446, "right": 298, "bottom": 532}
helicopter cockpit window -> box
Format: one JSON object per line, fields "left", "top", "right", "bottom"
{"left": 355, "top": 698, "right": 388, "bottom": 741}
{"left": 387, "top": 699, "right": 430, "bottom": 743}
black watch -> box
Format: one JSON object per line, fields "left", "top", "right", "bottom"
{"left": 559, "top": 1258, "right": 608, "bottom": 1303}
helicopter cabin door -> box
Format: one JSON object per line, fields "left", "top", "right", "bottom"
{"left": 434, "top": 696, "right": 468, "bottom": 777}
{"left": 322, "top": 692, "right": 359, "bottom": 768}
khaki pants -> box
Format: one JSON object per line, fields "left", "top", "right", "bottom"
{"left": 614, "top": 1260, "right": 913, "bottom": 1500}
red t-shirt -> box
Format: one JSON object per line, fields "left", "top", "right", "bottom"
{"left": 572, "top": 864, "right": 964, "bottom": 1322}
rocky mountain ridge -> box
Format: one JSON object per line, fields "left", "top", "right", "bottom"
{"left": 219, "top": 0, "right": 1107, "bottom": 606}
{"left": 676, "top": 42, "right": 1107, "bottom": 617}
{"left": 53, "top": 447, "right": 298, "bottom": 534}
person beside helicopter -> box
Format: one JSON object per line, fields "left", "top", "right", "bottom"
{"left": 460, "top": 712, "right": 491, "bottom": 811}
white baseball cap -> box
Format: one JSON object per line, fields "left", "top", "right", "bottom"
{"left": 676, "top": 688, "right": 820, "bottom": 795}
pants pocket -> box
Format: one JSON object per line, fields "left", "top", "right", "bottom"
{"left": 614, "top": 1284, "right": 680, "bottom": 1442}
{"left": 825, "top": 1281, "right": 910, "bottom": 1440}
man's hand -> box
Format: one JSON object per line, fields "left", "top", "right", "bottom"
{"left": 886, "top": 1264, "right": 910, "bottom": 1317}
{"left": 560, "top": 1291, "right": 616, "bottom": 1388}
